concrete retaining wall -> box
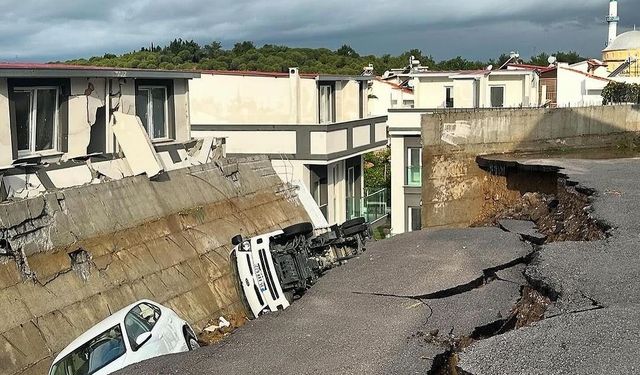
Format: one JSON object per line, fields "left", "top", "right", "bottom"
{"left": 421, "top": 105, "right": 640, "bottom": 228}
{"left": 0, "top": 156, "right": 309, "bottom": 375}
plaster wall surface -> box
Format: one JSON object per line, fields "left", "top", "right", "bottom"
{"left": 421, "top": 105, "right": 640, "bottom": 228}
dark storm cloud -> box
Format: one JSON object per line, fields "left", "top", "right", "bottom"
{"left": 0, "top": 0, "right": 638, "bottom": 61}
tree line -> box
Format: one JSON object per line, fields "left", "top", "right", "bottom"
{"left": 60, "top": 39, "right": 589, "bottom": 75}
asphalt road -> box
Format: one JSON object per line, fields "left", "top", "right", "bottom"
{"left": 119, "top": 157, "right": 640, "bottom": 375}
{"left": 458, "top": 157, "right": 640, "bottom": 373}
{"left": 117, "top": 228, "right": 531, "bottom": 374}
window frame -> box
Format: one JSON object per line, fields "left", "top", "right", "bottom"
{"left": 490, "top": 85, "right": 506, "bottom": 108}
{"left": 318, "top": 82, "right": 336, "bottom": 124}
{"left": 8, "top": 78, "right": 69, "bottom": 160}
{"left": 123, "top": 302, "right": 162, "bottom": 352}
{"left": 406, "top": 147, "right": 422, "bottom": 186}
{"left": 445, "top": 86, "right": 454, "bottom": 108}
{"left": 14, "top": 86, "right": 60, "bottom": 157}
{"left": 407, "top": 206, "right": 422, "bottom": 232}
{"left": 137, "top": 85, "right": 170, "bottom": 141}
{"left": 135, "top": 79, "right": 175, "bottom": 142}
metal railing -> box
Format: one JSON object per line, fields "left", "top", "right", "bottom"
{"left": 406, "top": 166, "right": 422, "bottom": 186}
{"left": 346, "top": 188, "right": 390, "bottom": 223}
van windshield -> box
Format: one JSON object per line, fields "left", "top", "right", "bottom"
{"left": 50, "top": 325, "right": 126, "bottom": 375}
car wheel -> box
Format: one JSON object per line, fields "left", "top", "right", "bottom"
{"left": 343, "top": 223, "right": 368, "bottom": 237}
{"left": 341, "top": 217, "right": 365, "bottom": 229}
{"left": 184, "top": 328, "right": 200, "bottom": 350}
{"left": 282, "top": 222, "right": 314, "bottom": 238}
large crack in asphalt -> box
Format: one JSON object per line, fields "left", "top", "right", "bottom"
{"left": 425, "top": 158, "right": 609, "bottom": 375}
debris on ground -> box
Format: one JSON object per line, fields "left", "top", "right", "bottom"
{"left": 198, "top": 313, "right": 247, "bottom": 345}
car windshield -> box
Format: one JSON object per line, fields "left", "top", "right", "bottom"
{"left": 50, "top": 325, "right": 126, "bottom": 375}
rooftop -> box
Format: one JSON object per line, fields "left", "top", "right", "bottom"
{"left": 0, "top": 62, "right": 201, "bottom": 79}
{"left": 603, "top": 30, "right": 640, "bottom": 52}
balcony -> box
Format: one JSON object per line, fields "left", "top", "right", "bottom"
{"left": 346, "top": 188, "right": 390, "bottom": 223}
{"left": 192, "top": 116, "right": 388, "bottom": 163}
{"left": 406, "top": 166, "right": 422, "bottom": 186}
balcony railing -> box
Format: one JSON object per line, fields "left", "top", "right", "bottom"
{"left": 407, "top": 166, "right": 422, "bottom": 186}
{"left": 346, "top": 188, "right": 390, "bottom": 223}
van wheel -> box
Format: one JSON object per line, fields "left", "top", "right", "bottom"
{"left": 341, "top": 217, "right": 365, "bottom": 229}
{"left": 282, "top": 222, "right": 314, "bottom": 238}
{"left": 343, "top": 223, "right": 368, "bottom": 237}
{"left": 184, "top": 327, "right": 200, "bottom": 350}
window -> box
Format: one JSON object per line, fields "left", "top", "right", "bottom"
{"left": 490, "top": 86, "right": 505, "bottom": 108}
{"left": 319, "top": 84, "right": 335, "bottom": 124}
{"left": 136, "top": 86, "right": 169, "bottom": 140}
{"left": 347, "top": 167, "right": 355, "bottom": 198}
{"left": 124, "top": 302, "right": 161, "bottom": 351}
{"left": 50, "top": 325, "right": 126, "bottom": 375}
{"left": 403, "top": 100, "right": 415, "bottom": 108}
{"left": 14, "top": 87, "right": 59, "bottom": 155}
{"left": 445, "top": 86, "right": 454, "bottom": 108}
{"left": 407, "top": 147, "right": 422, "bottom": 186}
{"left": 408, "top": 207, "right": 422, "bottom": 232}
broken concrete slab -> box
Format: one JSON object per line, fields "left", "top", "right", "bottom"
{"left": 498, "top": 219, "right": 547, "bottom": 244}
{"left": 111, "top": 112, "right": 163, "bottom": 178}
{"left": 458, "top": 304, "right": 640, "bottom": 375}
{"left": 337, "top": 227, "right": 532, "bottom": 297}
{"left": 46, "top": 165, "right": 94, "bottom": 189}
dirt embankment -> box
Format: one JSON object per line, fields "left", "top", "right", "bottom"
{"left": 428, "top": 161, "right": 608, "bottom": 374}
{"left": 473, "top": 168, "right": 607, "bottom": 243}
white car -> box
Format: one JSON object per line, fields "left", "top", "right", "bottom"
{"left": 48, "top": 300, "right": 199, "bottom": 375}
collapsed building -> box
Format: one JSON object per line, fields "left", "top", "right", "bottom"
{"left": 0, "top": 64, "right": 311, "bottom": 375}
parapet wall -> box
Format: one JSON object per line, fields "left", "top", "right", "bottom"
{"left": 0, "top": 156, "right": 309, "bottom": 375}
{"left": 421, "top": 105, "right": 640, "bottom": 228}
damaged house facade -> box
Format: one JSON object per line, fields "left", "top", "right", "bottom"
{"left": 189, "top": 69, "right": 389, "bottom": 226}
{"left": 0, "top": 63, "right": 204, "bottom": 199}
{"left": 0, "top": 63, "right": 315, "bottom": 375}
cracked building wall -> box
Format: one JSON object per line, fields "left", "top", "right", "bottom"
{"left": 0, "top": 156, "right": 309, "bottom": 375}
{"left": 0, "top": 75, "right": 193, "bottom": 166}
{"left": 421, "top": 105, "right": 640, "bottom": 229}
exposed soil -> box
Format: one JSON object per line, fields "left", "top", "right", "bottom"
{"left": 429, "top": 161, "right": 606, "bottom": 374}
{"left": 474, "top": 170, "right": 607, "bottom": 243}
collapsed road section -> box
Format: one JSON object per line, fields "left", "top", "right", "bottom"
{"left": 117, "top": 157, "right": 640, "bottom": 375}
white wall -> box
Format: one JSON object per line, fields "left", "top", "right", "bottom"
{"left": 390, "top": 134, "right": 406, "bottom": 235}
{"left": 414, "top": 72, "right": 538, "bottom": 109}
{"left": 0, "top": 79, "right": 12, "bottom": 166}
{"left": 327, "top": 159, "right": 347, "bottom": 224}
{"left": 556, "top": 68, "right": 607, "bottom": 107}
{"left": 189, "top": 73, "right": 321, "bottom": 125}
{"left": 368, "top": 80, "right": 415, "bottom": 116}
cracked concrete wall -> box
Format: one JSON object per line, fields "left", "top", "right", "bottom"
{"left": 422, "top": 105, "right": 640, "bottom": 228}
{"left": 0, "top": 155, "right": 309, "bottom": 375}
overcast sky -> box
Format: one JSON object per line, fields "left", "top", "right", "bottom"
{"left": 1, "top": 0, "right": 639, "bottom": 62}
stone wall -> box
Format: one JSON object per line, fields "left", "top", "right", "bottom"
{"left": 0, "top": 156, "right": 309, "bottom": 375}
{"left": 421, "top": 105, "right": 640, "bottom": 228}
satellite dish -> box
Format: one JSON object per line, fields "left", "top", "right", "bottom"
{"left": 548, "top": 56, "right": 557, "bottom": 65}
{"left": 486, "top": 65, "right": 494, "bottom": 71}
{"left": 509, "top": 51, "right": 520, "bottom": 59}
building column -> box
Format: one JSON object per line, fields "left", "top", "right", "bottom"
{"left": 390, "top": 135, "right": 406, "bottom": 235}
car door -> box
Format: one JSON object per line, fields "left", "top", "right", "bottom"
{"left": 123, "top": 303, "right": 170, "bottom": 364}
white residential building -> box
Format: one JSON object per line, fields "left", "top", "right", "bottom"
{"left": 188, "top": 69, "right": 388, "bottom": 225}
{"left": 389, "top": 68, "right": 540, "bottom": 235}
